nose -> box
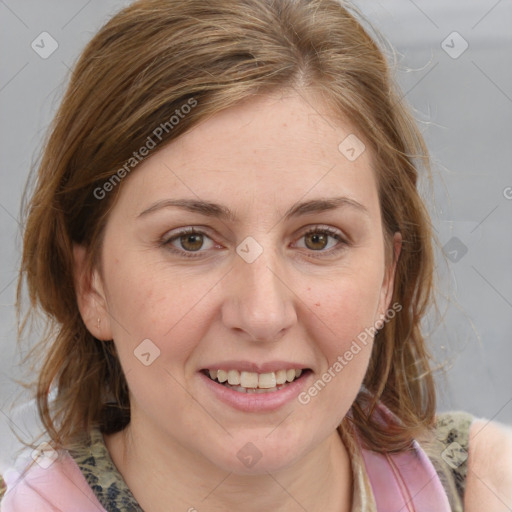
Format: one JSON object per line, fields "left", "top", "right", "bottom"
{"left": 221, "top": 247, "right": 297, "bottom": 342}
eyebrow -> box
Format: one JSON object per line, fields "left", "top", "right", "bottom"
{"left": 137, "top": 196, "right": 369, "bottom": 221}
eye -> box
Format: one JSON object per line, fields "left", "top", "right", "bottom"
{"left": 161, "top": 225, "right": 348, "bottom": 259}
{"left": 162, "top": 227, "right": 217, "bottom": 257}
{"left": 294, "top": 226, "right": 347, "bottom": 256}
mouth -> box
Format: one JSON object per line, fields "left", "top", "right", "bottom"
{"left": 201, "top": 368, "right": 311, "bottom": 394}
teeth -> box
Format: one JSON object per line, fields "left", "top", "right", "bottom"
{"left": 227, "top": 369, "right": 241, "bottom": 385}
{"left": 206, "top": 368, "right": 305, "bottom": 389}
{"left": 248, "top": 386, "right": 278, "bottom": 393}
{"left": 240, "top": 371, "right": 258, "bottom": 388}
{"left": 258, "top": 372, "right": 277, "bottom": 389}
{"left": 275, "top": 369, "right": 287, "bottom": 385}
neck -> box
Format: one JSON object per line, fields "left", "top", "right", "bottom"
{"left": 105, "top": 422, "right": 353, "bottom": 512}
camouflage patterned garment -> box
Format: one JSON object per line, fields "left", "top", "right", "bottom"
{"left": 69, "top": 428, "right": 142, "bottom": 512}
{"left": 66, "top": 412, "right": 473, "bottom": 512}
{"left": 424, "top": 411, "right": 474, "bottom": 512}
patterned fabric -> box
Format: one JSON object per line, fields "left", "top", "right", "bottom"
{"left": 69, "top": 429, "right": 142, "bottom": 512}
{"left": 423, "top": 411, "right": 474, "bottom": 511}
{"left": 66, "top": 411, "right": 472, "bottom": 511}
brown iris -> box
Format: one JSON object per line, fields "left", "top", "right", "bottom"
{"left": 180, "top": 233, "right": 204, "bottom": 251}
{"left": 304, "top": 232, "right": 328, "bottom": 250}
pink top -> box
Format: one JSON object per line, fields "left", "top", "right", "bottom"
{"left": 359, "top": 439, "right": 451, "bottom": 511}
{"left": 1, "top": 453, "right": 106, "bottom": 512}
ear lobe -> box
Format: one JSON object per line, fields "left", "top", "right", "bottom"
{"left": 376, "top": 232, "right": 402, "bottom": 322}
{"left": 73, "top": 244, "right": 112, "bottom": 340}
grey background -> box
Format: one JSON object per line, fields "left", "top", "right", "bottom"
{"left": 0, "top": 0, "right": 511, "bottom": 469}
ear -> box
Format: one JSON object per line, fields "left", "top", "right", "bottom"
{"left": 375, "top": 232, "right": 402, "bottom": 324}
{"left": 73, "top": 244, "right": 113, "bottom": 341}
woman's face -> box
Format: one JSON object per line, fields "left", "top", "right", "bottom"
{"left": 78, "top": 90, "right": 399, "bottom": 474}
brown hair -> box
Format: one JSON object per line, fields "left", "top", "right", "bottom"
{"left": 18, "top": 0, "right": 436, "bottom": 452}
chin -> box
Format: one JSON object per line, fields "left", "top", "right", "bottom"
{"left": 202, "top": 431, "right": 307, "bottom": 476}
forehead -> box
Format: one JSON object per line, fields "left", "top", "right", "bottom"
{"left": 116, "top": 91, "right": 379, "bottom": 220}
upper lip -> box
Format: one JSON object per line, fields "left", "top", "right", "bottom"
{"left": 200, "top": 361, "right": 310, "bottom": 373}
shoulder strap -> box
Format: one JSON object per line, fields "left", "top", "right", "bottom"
{"left": 353, "top": 399, "right": 452, "bottom": 511}
{"left": 359, "top": 439, "right": 452, "bottom": 511}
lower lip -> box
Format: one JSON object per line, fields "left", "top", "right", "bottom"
{"left": 199, "top": 371, "right": 311, "bottom": 412}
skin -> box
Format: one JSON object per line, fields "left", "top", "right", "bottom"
{"left": 74, "top": 90, "right": 401, "bottom": 511}
{"left": 465, "top": 420, "right": 512, "bottom": 511}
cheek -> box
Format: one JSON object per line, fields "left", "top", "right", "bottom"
{"left": 306, "top": 269, "right": 383, "bottom": 349}
{"left": 102, "top": 259, "right": 214, "bottom": 420}
{"left": 296, "top": 278, "right": 381, "bottom": 424}
{"left": 102, "top": 253, "right": 218, "bottom": 363}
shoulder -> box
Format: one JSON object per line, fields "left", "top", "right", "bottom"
{"left": 432, "top": 411, "right": 512, "bottom": 510}
{"left": 464, "top": 418, "right": 512, "bottom": 512}
{"left": 0, "top": 450, "right": 105, "bottom": 512}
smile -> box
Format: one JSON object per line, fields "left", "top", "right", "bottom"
{"left": 199, "top": 367, "right": 312, "bottom": 412}
{"left": 203, "top": 368, "right": 305, "bottom": 393}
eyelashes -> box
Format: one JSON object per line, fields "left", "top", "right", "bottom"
{"left": 160, "top": 225, "right": 349, "bottom": 259}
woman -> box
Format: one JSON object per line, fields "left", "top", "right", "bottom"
{"left": 2, "top": 0, "right": 511, "bottom": 510}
